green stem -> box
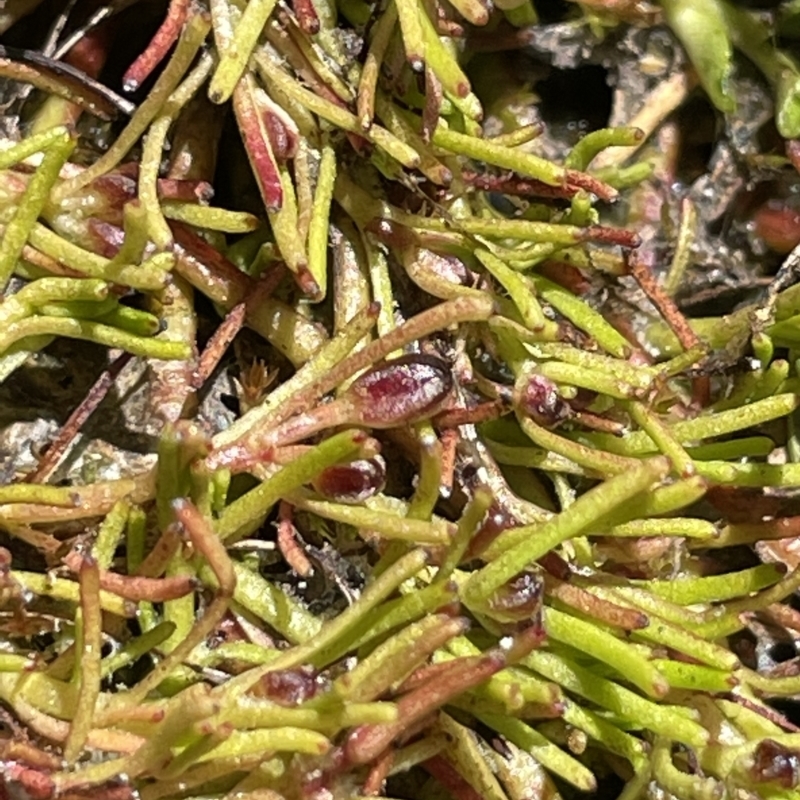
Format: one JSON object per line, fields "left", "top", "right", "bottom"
{"left": 215, "top": 430, "right": 370, "bottom": 542}
{"left": 543, "top": 606, "right": 669, "bottom": 699}
{"left": 0, "top": 129, "right": 75, "bottom": 290}
{"left": 464, "top": 457, "right": 669, "bottom": 605}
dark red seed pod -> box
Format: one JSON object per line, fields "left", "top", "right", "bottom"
{"left": 312, "top": 456, "right": 387, "bottom": 503}
{"left": 465, "top": 503, "right": 515, "bottom": 559}
{"left": 487, "top": 572, "right": 543, "bottom": 622}
{"left": 516, "top": 374, "right": 571, "bottom": 428}
{"left": 1, "top": 763, "right": 55, "bottom": 800}
{"left": 349, "top": 354, "right": 454, "bottom": 427}
{"left": 751, "top": 739, "right": 800, "bottom": 788}
{"left": 537, "top": 550, "right": 571, "bottom": 581}
{"left": 365, "top": 218, "right": 419, "bottom": 250}
{"left": 87, "top": 219, "right": 125, "bottom": 258}
{"left": 753, "top": 201, "right": 800, "bottom": 254}
{"left": 260, "top": 666, "right": 320, "bottom": 707}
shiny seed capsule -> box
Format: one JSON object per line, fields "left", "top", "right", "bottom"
{"left": 312, "top": 456, "right": 387, "bottom": 503}
{"left": 348, "top": 354, "right": 454, "bottom": 427}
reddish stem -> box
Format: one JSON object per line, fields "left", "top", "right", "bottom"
{"left": 134, "top": 526, "right": 183, "bottom": 578}
{"left": 565, "top": 169, "right": 619, "bottom": 203}
{"left": 193, "top": 303, "right": 247, "bottom": 389}
{"left": 63, "top": 551, "right": 196, "bottom": 601}
{"left": 292, "top": 0, "right": 320, "bottom": 34}
{"left": 157, "top": 178, "right": 214, "bottom": 203}
{"left": 263, "top": 109, "right": 296, "bottom": 161}
{"left": 435, "top": 17, "right": 465, "bottom": 37}
{"left": 546, "top": 576, "right": 648, "bottom": 630}
{"left": 122, "top": 0, "right": 190, "bottom": 92}
{"left": 422, "top": 67, "right": 443, "bottom": 145}
{"left": 362, "top": 748, "right": 394, "bottom": 796}
{"left": 38, "top": 11, "right": 120, "bottom": 128}
{"left": 423, "top": 756, "right": 483, "bottom": 800}
{"left": 434, "top": 400, "right": 507, "bottom": 428}
{"left": 627, "top": 250, "right": 709, "bottom": 404}
{"left": 25, "top": 353, "right": 133, "bottom": 483}
{"left": 734, "top": 694, "right": 800, "bottom": 734}
{"left": 573, "top": 410, "right": 627, "bottom": 434}
{"left": 538, "top": 260, "right": 592, "bottom": 294}
{"left": 344, "top": 652, "right": 504, "bottom": 765}
{"left": 465, "top": 505, "right": 516, "bottom": 560}
{"left": 276, "top": 501, "right": 314, "bottom": 577}
{"left": 233, "top": 80, "right": 284, "bottom": 212}
{"left": 463, "top": 170, "right": 617, "bottom": 203}
{"left": 584, "top": 224, "right": 640, "bottom": 248}
{"left": 439, "top": 428, "right": 458, "bottom": 496}
{"left": 398, "top": 657, "right": 480, "bottom": 694}
{"left": 170, "top": 220, "right": 253, "bottom": 303}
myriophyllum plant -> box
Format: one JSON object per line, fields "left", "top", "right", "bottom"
{"left": 4, "top": 1, "right": 800, "bottom": 800}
